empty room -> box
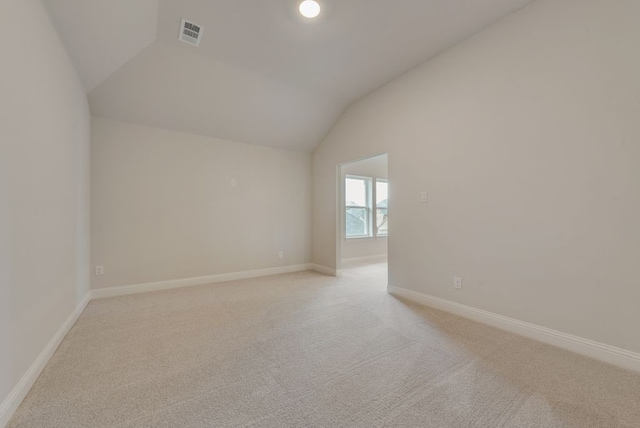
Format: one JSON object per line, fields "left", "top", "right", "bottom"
{"left": 2, "top": 0, "right": 640, "bottom": 427}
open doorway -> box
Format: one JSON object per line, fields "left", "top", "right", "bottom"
{"left": 338, "top": 154, "right": 388, "bottom": 283}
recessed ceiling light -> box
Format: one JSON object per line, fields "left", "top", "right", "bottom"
{"left": 299, "top": 0, "right": 321, "bottom": 19}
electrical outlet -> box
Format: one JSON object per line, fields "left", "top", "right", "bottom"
{"left": 231, "top": 179, "right": 237, "bottom": 187}
{"left": 420, "top": 192, "right": 428, "bottom": 203}
{"left": 454, "top": 277, "right": 462, "bottom": 290}
{"left": 278, "top": 251, "right": 284, "bottom": 259}
{"left": 95, "top": 265, "right": 104, "bottom": 276}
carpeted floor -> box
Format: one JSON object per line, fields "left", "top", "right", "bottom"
{"left": 8, "top": 260, "right": 640, "bottom": 427}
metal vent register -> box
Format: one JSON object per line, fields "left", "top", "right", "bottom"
{"left": 178, "top": 19, "right": 203, "bottom": 46}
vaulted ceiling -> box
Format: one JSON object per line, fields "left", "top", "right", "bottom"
{"left": 45, "top": 0, "right": 535, "bottom": 151}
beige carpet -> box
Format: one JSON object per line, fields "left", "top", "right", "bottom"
{"left": 8, "top": 260, "right": 640, "bottom": 427}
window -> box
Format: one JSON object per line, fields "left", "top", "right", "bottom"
{"left": 376, "top": 179, "right": 388, "bottom": 236}
{"left": 345, "top": 175, "right": 388, "bottom": 239}
{"left": 345, "top": 176, "right": 371, "bottom": 238}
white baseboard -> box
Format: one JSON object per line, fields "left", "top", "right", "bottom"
{"left": 310, "top": 264, "right": 342, "bottom": 277}
{"left": 388, "top": 285, "right": 640, "bottom": 374}
{"left": 342, "top": 254, "right": 388, "bottom": 263}
{"left": 91, "top": 264, "right": 314, "bottom": 299}
{"left": 0, "top": 291, "right": 91, "bottom": 427}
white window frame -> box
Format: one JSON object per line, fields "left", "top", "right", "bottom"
{"left": 344, "top": 175, "right": 388, "bottom": 240}
{"left": 345, "top": 175, "right": 373, "bottom": 239}
{"left": 375, "top": 178, "right": 388, "bottom": 237}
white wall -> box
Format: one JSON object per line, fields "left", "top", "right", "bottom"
{"left": 0, "top": 0, "right": 90, "bottom": 416}
{"left": 91, "top": 118, "right": 311, "bottom": 289}
{"left": 341, "top": 155, "right": 388, "bottom": 260}
{"left": 312, "top": 0, "right": 640, "bottom": 353}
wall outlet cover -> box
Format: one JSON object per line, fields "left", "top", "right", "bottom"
{"left": 454, "top": 277, "right": 462, "bottom": 289}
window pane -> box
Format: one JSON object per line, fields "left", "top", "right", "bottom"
{"left": 376, "top": 180, "right": 388, "bottom": 235}
{"left": 376, "top": 207, "right": 388, "bottom": 235}
{"left": 346, "top": 178, "right": 367, "bottom": 207}
{"left": 346, "top": 207, "right": 368, "bottom": 237}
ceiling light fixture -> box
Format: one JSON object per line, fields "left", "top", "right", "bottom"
{"left": 299, "top": 0, "right": 321, "bottom": 19}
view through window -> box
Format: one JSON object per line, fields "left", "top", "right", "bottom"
{"left": 345, "top": 176, "right": 370, "bottom": 238}
{"left": 345, "top": 175, "right": 388, "bottom": 238}
{"left": 376, "top": 179, "right": 388, "bottom": 236}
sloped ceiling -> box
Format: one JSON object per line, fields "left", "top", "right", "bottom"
{"left": 88, "top": 42, "right": 341, "bottom": 150}
{"left": 43, "top": 0, "right": 159, "bottom": 92}
{"left": 46, "top": 0, "right": 536, "bottom": 151}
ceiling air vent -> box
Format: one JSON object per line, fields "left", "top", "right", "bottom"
{"left": 178, "top": 19, "right": 203, "bottom": 47}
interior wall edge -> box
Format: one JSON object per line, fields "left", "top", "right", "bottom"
{"left": 387, "top": 285, "right": 640, "bottom": 374}
{"left": 0, "top": 292, "right": 91, "bottom": 428}
{"left": 91, "top": 264, "right": 315, "bottom": 299}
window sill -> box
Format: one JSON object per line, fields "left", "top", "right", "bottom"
{"left": 345, "top": 235, "right": 387, "bottom": 241}
{"left": 346, "top": 236, "right": 373, "bottom": 241}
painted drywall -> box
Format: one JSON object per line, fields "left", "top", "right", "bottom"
{"left": 91, "top": 118, "right": 311, "bottom": 289}
{"left": 82, "top": 0, "right": 534, "bottom": 152}
{"left": 0, "top": 0, "right": 90, "bottom": 411}
{"left": 312, "top": 0, "right": 640, "bottom": 353}
{"left": 341, "top": 155, "right": 388, "bottom": 260}
{"left": 89, "top": 42, "right": 341, "bottom": 151}
{"left": 43, "top": 0, "right": 158, "bottom": 91}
